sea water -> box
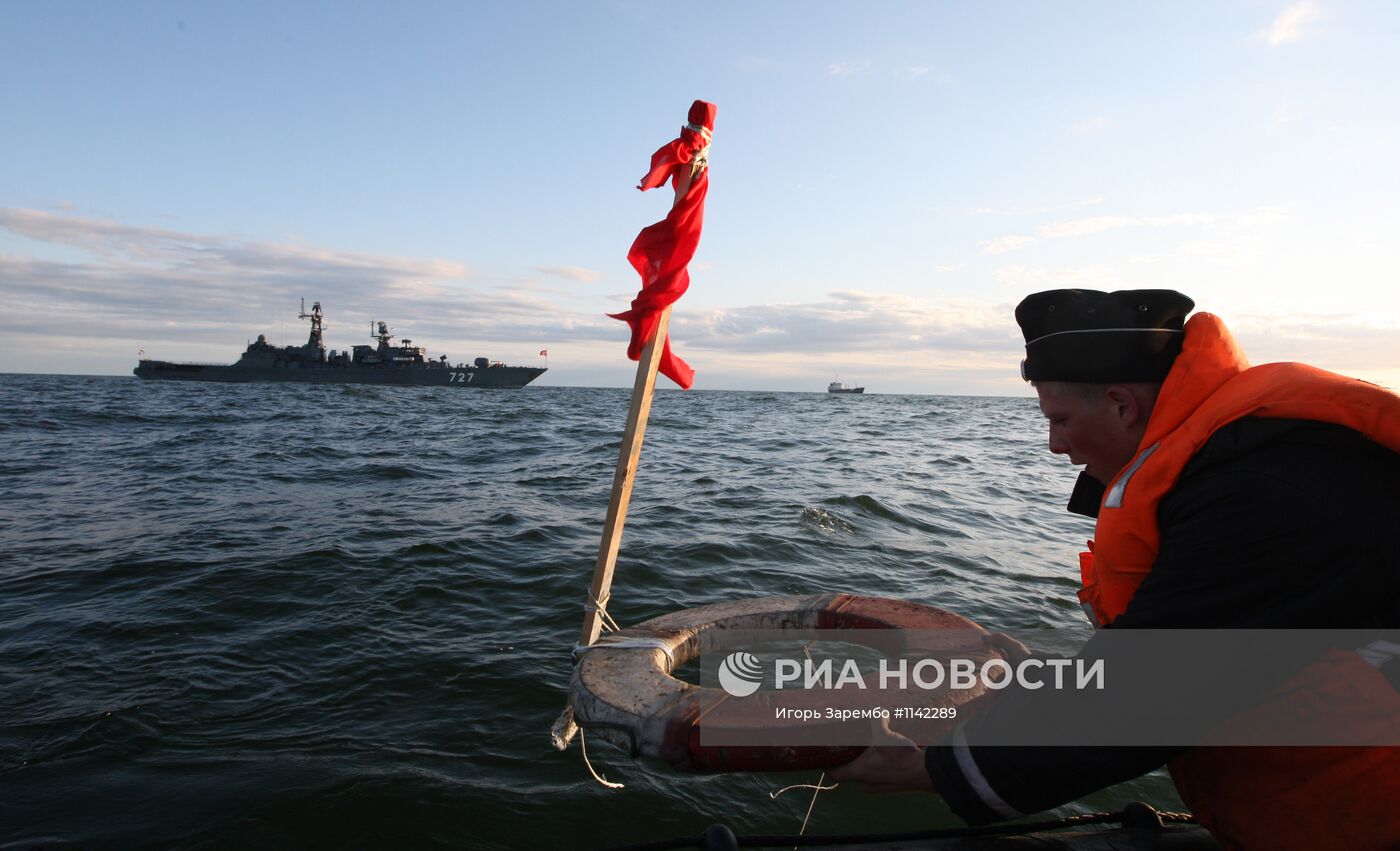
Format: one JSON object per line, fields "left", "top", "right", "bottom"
{"left": 0, "top": 374, "right": 1181, "bottom": 848}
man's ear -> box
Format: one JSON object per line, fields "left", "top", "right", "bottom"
{"left": 1104, "top": 384, "right": 1143, "bottom": 427}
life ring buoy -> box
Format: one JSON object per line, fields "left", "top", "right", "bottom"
{"left": 568, "top": 593, "right": 997, "bottom": 773}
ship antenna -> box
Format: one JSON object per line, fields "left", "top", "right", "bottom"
{"left": 298, "top": 298, "right": 324, "bottom": 349}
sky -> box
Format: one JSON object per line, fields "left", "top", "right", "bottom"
{"left": 2, "top": 0, "right": 1398, "bottom": 394}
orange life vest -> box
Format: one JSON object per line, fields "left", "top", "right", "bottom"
{"left": 1075, "top": 313, "right": 1400, "bottom": 850}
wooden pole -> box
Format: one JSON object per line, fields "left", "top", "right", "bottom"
{"left": 578, "top": 306, "right": 672, "bottom": 648}
{"left": 577, "top": 163, "right": 695, "bottom": 649}
{"left": 556, "top": 124, "right": 706, "bottom": 753}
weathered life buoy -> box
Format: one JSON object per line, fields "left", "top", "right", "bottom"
{"left": 568, "top": 593, "right": 998, "bottom": 773}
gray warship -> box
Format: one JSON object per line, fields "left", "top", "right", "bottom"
{"left": 134, "top": 301, "right": 546, "bottom": 389}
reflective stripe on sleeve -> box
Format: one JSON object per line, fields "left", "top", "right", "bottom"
{"left": 952, "top": 724, "right": 1022, "bottom": 821}
{"left": 1357, "top": 640, "right": 1400, "bottom": 669}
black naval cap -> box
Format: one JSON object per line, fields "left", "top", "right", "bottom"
{"left": 1016, "top": 289, "right": 1195, "bottom": 382}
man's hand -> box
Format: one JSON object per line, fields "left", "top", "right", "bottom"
{"left": 829, "top": 631, "right": 1028, "bottom": 795}
{"left": 827, "top": 717, "right": 935, "bottom": 794}
{"left": 982, "top": 631, "right": 1033, "bottom": 665}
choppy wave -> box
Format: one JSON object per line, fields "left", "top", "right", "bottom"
{"left": 0, "top": 374, "right": 1178, "bottom": 848}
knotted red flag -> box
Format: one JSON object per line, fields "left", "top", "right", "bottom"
{"left": 608, "top": 100, "right": 716, "bottom": 390}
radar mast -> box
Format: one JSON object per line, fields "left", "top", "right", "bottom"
{"left": 373, "top": 320, "right": 395, "bottom": 349}
{"left": 299, "top": 298, "right": 325, "bottom": 350}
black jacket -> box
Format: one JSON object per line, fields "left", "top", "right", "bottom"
{"left": 926, "top": 417, "right": 1400, "bottom": 824}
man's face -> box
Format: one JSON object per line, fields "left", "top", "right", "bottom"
{"left": 1035, "top": 384, "right": 1146, "bottom": 486}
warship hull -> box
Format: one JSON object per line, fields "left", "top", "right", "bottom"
{"left": 134, "top": 360, "right": 545, "bottom": 388}
{"left": 134, "top": 301, "right": 546, "bottom": 389}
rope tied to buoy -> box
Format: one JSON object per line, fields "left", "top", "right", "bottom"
{"left": 579, "top": 727, "right": 625, "bottom": 790}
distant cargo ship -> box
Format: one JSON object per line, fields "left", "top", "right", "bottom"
{"left": 134, "top": 301, "right": 546, "bottom": 389}
{"left": 827, "top": 380, "right": 865, "bottom": 394}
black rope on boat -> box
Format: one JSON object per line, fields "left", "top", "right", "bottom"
{"left": 596, "top": 802, "right": 1198, "bottom": 851}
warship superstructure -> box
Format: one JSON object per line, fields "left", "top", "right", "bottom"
{"left": 134, "top": 301, "right": 546, "bottom": 389}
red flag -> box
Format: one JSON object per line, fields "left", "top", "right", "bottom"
{"left": 608, "top": 100, "right": 716, "bottom": 390}
{"left": 540, "top": 349, "right": 548, "bottom": 357}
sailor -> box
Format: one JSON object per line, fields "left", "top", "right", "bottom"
{"left": 831, "top": 289, "right": 1400, "bottom": 850}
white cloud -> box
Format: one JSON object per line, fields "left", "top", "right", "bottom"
{"left": 1232, "top": 205, "right": 1291, "bottom": 227}
{"left": 0, "top": 207, "right": 598, "bottom": 359}
{"left": 993, "top": 264, "right": 1125, "bottom": 289}
{"left": 957, "top": 197, "right": 1107, "bottom": 217}
{"left": 1230, "top": 310, "right": 1400, "bottom": 376}
{"left": 1270, "top": 103, "right": 1305, "bottom": 126}
{"left": 981, "top": 212, "right": 1216, "bottom": 253}
{"left": 891, "top": 65, "right": 955, "bottom": 84}
{"left": 1036, "top": 216, "right": 1140, "bottom": 239}
{"left": 677, "top": 291, "right": 1020, "bottom": 357}
{"left": 0, "top": 209, "right": 1023, "bottom": 369}
{"left": 668, "top": 293, "right": 1032, "bottom": 394}
{"left": 0, "top": 211, "right": 1042, "bottom": 391}
{"left": 1259, "top": 1, "right": 1322, "bottom": 46}
{"left": 535, "top": 265, "right": 602, "bottom": 283}
{"left": 6, "top": 208, "right": 1390, "bottom": 393}
{"left": 0, "top": 207, "right": 471, "bottom": 279}
{"left": 980, "top": 234, "right": 1038, "bottom": 255}
{"left": 1041, "top": 213, "right": 1214, "bottom": 238}
{"left": 828, "top": 60, "right": 874, "bottom": 76}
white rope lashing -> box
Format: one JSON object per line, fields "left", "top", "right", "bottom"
{"left": 579, "top": 727, "right": 624, "bottom": 790}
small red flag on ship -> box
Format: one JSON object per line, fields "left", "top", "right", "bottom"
{"left": 607, "top": 100, "right": 716, "bottom": 390}
{"left": 540, "top": 349, "right": 548, "bottom": 357}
